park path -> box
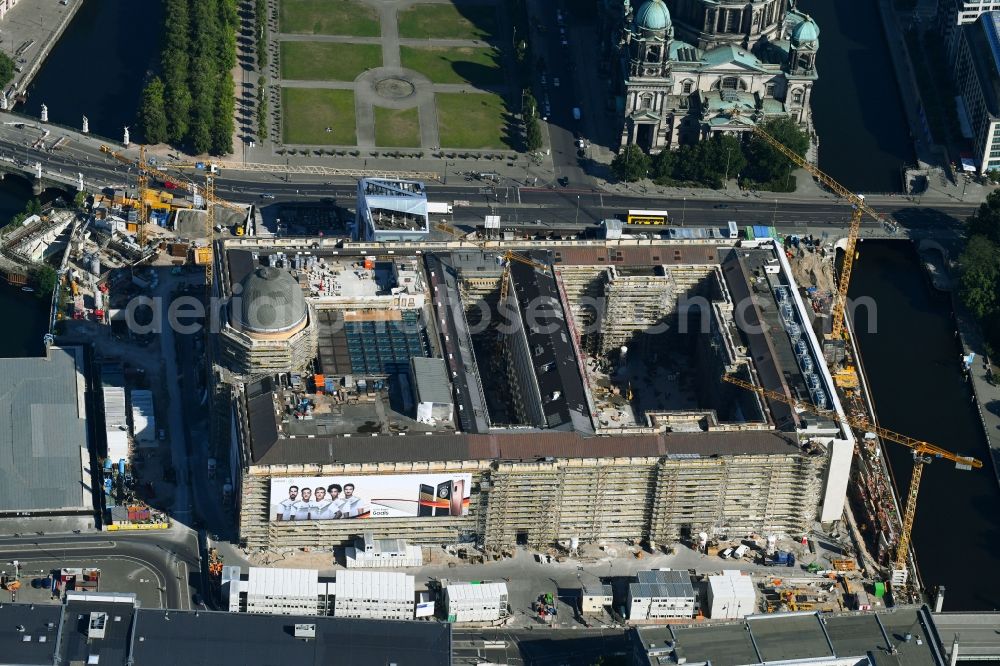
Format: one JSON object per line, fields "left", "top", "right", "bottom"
{"left": 276, "top": 0, "right": 510, "bottom": 150}
{"left": 377, "top": 3, "right": 403, "bottom": 68}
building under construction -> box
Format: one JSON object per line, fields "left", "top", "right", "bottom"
{"left": 219, "top": 235, "right": 853, "bottom": 552}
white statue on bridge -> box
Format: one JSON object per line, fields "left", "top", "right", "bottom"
{"left": 40, "top": 104, "right": 48, "bottom": 123}
{"left": 123, "top": 126, "right": 130, "bottom": 147}
{"left": 82, "top": 116, "right": 89, "bottom": 134}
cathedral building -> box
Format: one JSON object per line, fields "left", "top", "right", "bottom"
{"left": 611, "top": 0, "right": 819, "bottom": 152}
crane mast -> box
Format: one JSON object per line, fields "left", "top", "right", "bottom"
{"left": 722, "top": 374, "right": 981, "bottom": 584}
{"left": 136, "top": 146, "right": 149, "bottom": 248}
{"left": 746, "top": 125, "right": 886, "bottom": 339}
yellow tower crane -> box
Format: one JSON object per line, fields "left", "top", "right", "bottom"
{"left": 744, "top": 125, "right": 890, "bottom": 340}
{"left": 721, "top": 374, "right": 981, "bottom": 585}
{"left": 100, "top": 145, "right": 246, "bottom": 286}
{"left": 136, "top": 146, "right": 150, "bottom": 248}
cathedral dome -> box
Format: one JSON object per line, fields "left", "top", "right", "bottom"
{"left": 791, "top": 16, "right": 820, "bottom": 45}
{"left": 635, "top": 0, "right": 671, "bottom": 31}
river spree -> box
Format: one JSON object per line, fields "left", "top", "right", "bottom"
{"left": 797, "top": 0, "right": 914, "bottom": 193}
{"left": 21, "top": 0, "right": 164, "bottom": 142}
{"left": 850, "top": 241, "right": 1000, "bottom": 611}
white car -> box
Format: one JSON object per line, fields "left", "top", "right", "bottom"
{"left": 541, "top": 73, "right": 547, "bottom": 85}
{"left": 576, "top": 139, "right": 585, "bottom": 149}
{"left": 553, "top": 77, "right": 560, "bottom": 87}
{"left": 561, "top": 37, "right": 568, "bottom": 45}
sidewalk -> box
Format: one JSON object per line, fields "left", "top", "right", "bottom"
{"left": 1, "top": 0, "right": 81, "bottom": 97}
{"left": 953, "top": 297, "right": 1000, "bottom": 488}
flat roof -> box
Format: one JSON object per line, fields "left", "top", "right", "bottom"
{"left": 631, "top": 570, "right": 695, "bottom": 599}
{"left": 748, "top": 613, "right": 832, "bottom": 662}
{"left": 244, "top": 401, "right": 802, "bottom": 464}
{"left": 411, "top": 356, "right": 453, "bottom": 405}
{"left": 508, "top": 260, "right": 591, "bottom": 431}
{"left": 248, "top": 567, "right": 320, "bottom": 599}
{"left": 132, "top": 610, "right": 450, "bottom": 666}
{"left": 60, "top": 597, "right": 137, "bottom": 666}
{"left": 0, "top": 346, "right": 92, "bottom": 513}
{"left": 666, "top": 622, "right": 759, "bottom": 666}
{"left": 0, "top": 604, "right": 62, "bottom": 665}
{"left": 635, "top": 608, "right": 944, "bottom": 666}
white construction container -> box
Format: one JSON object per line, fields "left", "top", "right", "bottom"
{"left": 333, "top": 570, "right": 415, "bottom": 620}
{"left": 445, "top": 581, "right": 509, "bottom": 623}
{"left": 130, "top": 389, "right": 156, "bottom": 446}
{"left": 706, "top": 570, "right": 756, "bottom": 619}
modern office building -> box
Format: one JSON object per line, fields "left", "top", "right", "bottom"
{"left": 954, "top": 12, "right": 1000, "bottom": 174}
{"left": 939, "top": 0, "right": 1000, "bottom": 63}
{"left": 356, "top": 178, "right": 429, "bottom": 242}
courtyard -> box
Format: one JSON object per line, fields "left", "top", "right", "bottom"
{"left": 276, "top": 0, "right": 517, "bottom": 150}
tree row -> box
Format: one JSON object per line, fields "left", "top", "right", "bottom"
{"left": 140, "top": 0, "right": 238, "bottom": 155}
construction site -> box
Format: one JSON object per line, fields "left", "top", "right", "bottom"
{"left": 221, "top": 231, "right": 853, "bottom": 558}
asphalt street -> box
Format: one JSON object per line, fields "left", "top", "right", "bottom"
{"left": 0, "top": 530, "right": 198, "bottom": 609}
{"left": 0, "top": 120, "right": 979, "bottom": 241}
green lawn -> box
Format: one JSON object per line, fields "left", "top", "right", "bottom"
{"left": 280, "top": 0, "right": 380, "bottom": 36}
{"left": 280, "top": 42, "right": 381, "bottom": 81}
{"left": 397, "top": 3, "right": 498, "bottom": 40}
{"left": 374, "top": 107, "right": 422, "bottom": 147}
{"left": 399, "top": 46, "right": 503, "bottom": 85}
{"left": 282, "top": 88, "right": 357, "bottom": 145}
{"left": 436, "top": 92, "right": 511, "bottom": 149}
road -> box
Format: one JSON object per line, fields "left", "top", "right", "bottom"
{"left": 0, "top": 118, "right": 981, "bottom": 242}
{"left": 0, "top": 531, "right": 198, "bottom": 609}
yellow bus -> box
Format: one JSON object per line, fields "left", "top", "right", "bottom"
{"left": 625, "top": 209, "right": 670, "bottom": 225}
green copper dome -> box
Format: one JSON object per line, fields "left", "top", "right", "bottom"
{"left": 792, "top": 16, "right": 820, "bottom": 44}
{"left": 635, "top": 0, "right": 670, "bottom": 31}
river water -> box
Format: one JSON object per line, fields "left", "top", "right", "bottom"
{"left": 797, "top": 0, "right": 914, "bottom": 193}
{"left": 19, "top": 0, "right": 164, "bottom": 142}
{"left": 850, "top": 241, "right": 1000, "bottom": 611}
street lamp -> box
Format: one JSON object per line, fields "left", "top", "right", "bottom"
{"left": 681, "top": 197, "right": 687, "bottom": 225}
{"left": 771, "top": 198, "right": 778, "bottom": 224}
{"left": 575, "top": 195, "right": 581, "bottom": 224}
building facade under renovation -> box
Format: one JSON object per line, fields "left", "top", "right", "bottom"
{"left": 220, "top": 234, "right": 852, "bottom": 553}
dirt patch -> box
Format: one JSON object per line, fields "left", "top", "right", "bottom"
{"left": 790, "top": 247, "right": 836, "bottom": 294}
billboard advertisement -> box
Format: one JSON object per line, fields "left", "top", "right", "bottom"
{"left": 269, "top": 473, "right": 472, "bottom": 522}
